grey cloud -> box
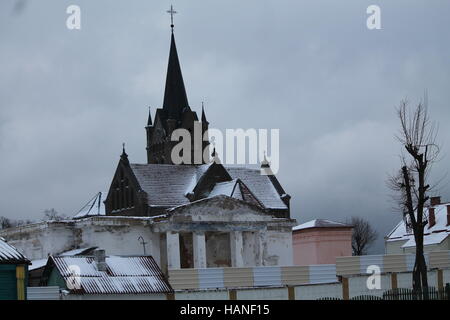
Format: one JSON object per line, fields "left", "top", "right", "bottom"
{"left": 1, "top": 0, "right": 450, "bottom": 253}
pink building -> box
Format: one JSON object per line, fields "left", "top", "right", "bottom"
{"left": 292, "top": 219, "right": 353, "bottom": 265}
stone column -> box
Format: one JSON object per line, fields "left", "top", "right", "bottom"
{"left": 230, "top": 231, "right": 244, "bottom": 267}
{"left": 166, "top": 231, "right": 180, "bottom": 269}
{"left": 256, "top": 231, "right": 265, "bottom": 266}
{"left": 193, "top": 232, "right": 207, "bottom": 268}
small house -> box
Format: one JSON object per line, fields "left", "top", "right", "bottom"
{"left": 0, "top": 237, "right": 30, "bottom": 300}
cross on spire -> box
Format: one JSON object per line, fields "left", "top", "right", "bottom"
{"left": 167, "top": 5, "right": 177, "bottom": 31}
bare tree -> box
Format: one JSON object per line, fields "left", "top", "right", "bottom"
{"left": 43, "top": 208, "right": 66, "bottom": 221}
{"left": 387, "top": 98, "right": 440, "bottom": 293}
{"left": 0, "top": 216, "right": 35, "bottom": 229}
{"left": 350, "top": 216, "right": 378, "bottom": 256}
{"left": 0, "top": 216, "right": 12, "bottom": 230}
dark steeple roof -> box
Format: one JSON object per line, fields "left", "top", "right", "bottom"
{"left": 162, "top": 32, "right": 189, "bottom": 120}
{"left": 120, "top": 143, "right": 129, "bottom": 165}
{"left": 201, "top": 102, "right": 208, "bottom": 123}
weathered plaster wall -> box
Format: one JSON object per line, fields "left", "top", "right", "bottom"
{"left": 0, "top": 222, "right": 75, "bottom": 260}
{"left": 0, "top": 198, "right": 295, "bottom": 269}
{"left": 242, "top": 231, "right": 260, "bottom": 266}
{"left": 0, "top": 218, "right": 156, "bottom": 263}
{"left": 206, "top": 232, "right": 231, "bottom": 267}
{"left": 75, "top": 221, "right": 152, "bottom": 257}
{"left": 179, "top": 232, "right": 193, "bottom": 268}
{"left": 264, "top": 228, "right": 293, "bottom": 266}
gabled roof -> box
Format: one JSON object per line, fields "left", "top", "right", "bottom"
{"left": 293, "top": 219, "right": 351, "bottom": 231}
{"left": 128, "top": 163, "right": 287, "bottom": 210}
{"left": 208, "top": 179, "right": 263, "bottom": 208}
{"left": 130, "top": 163, "right": 208, "bottom": 207}
{"left": 226, "top": 166, "right": 287, "bottom": 209}
{"left": 47, "top": 255, "right": 172, "bottom": 294}
{"left": 386, "top": 202, "right": 450, "bottom": 247}
{"left": 0, "top": 237, "right": 29, "bottom": 264}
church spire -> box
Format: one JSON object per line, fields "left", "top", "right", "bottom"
{"left": 163, "top": 6, "right": 189, "bottom": 120}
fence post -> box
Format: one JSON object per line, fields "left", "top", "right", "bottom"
{"left": 437, "top": 269, "right": 444, "bottom": 290}
{"left": 287, "top": 286, "right": 295, "bottom": 300}
{"left": 166, "top": 292, "right": 175, "bottom": 300}
{"left": 446, "top": 283, "right": 450, "bottom": 300}
{"left": 390, "top": 273, "right": 398, "bottom": 290}
{"left": 342, "top": 277, "right": 349, "bottom": 300}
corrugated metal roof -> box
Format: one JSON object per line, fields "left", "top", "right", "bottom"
{"left": 51, "top": 255, "right": 172, "bottom": 294}
{"left": 0, "top": 237, "right": 29, "bottom": 264}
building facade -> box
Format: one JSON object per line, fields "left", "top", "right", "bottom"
{"left": 292, "top": 219, "right": 353, "bottom": 265}
{"left": 0, "top": 22, "right": 295, "bottom": 270}
{"left": 385, "top": 197, "right": 450, "bottom": 254}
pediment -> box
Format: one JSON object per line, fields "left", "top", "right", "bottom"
{"left": 168, "top": 195, "right": 271, "bottom": 223}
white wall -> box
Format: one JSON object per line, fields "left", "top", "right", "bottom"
{"left": 76, "top": 222, "right": 152, "bottom": 257}
{"left": 62, "top": 293, "right": 167, "bottom": 300}
{"left": 175, "top": 290, "right": 229, "bottom": 300}
{"left": 2, "top": 223, "right": 74, "bottom": 260}
{"left": 294, "top": 283, "right": 342, "bottom": 300}
{"left": 236, "top": 287, "right": 288, "bottom": 300}
{"left": 348, "top": 274, "right": 391, "bottom": 298}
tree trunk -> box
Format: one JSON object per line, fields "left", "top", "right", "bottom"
{"left": 412, "top": 230, "right": 429, "bottom": 298}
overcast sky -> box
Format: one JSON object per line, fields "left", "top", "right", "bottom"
{"left": 1, "top": 0, "right": 449, "bottom": 253}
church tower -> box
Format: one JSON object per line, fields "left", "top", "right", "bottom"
{"left": 145, "top": 14, "right": 209, "bottom": 165}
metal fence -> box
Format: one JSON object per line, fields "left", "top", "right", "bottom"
{"left": 317, "top": 284, "right": 450, "bottom": 301}
{"left": 383, "top": 285, "right": 450, "bottom": 300}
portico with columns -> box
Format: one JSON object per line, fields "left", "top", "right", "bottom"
{"left": 152, "top": 195, "right": 295, "bottom": 270}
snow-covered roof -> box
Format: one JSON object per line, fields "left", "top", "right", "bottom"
{"left": 129, "top": 163, "right": 287, "bottom": 210}
{"left": 73, "top": 192, "right": 106, "bottom": 219}
{"left": 130, "top": 164, "right": 207, "bottom": 207}
{"left": 209, "top": 179, "right": 241, "bottom": 198}
{"left": 48, "top": 255, "right": 173, "bottom": 294}
{"left": 29, "top": 258, "right": 48, "bottom": 271}
{"left": 30, "top": 247, "right": 97, "bottom": 271}
{"left": 386, "top": 202, "right": 450, "bottom": 247}
{"left": 293, "top": 219, "right": 351, "bottom": 231}
{"left": 0, "top": 237, "right": 29, "bottom": 264}
{"left": 59, "top": 247, "right": 97, "bottom": 256}
{"left": 226, "top": 166, "right": 287, "bottom": 209}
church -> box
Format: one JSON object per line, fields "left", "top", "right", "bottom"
{"left": 0, "top": 18, "right": 295, "bottom": 271}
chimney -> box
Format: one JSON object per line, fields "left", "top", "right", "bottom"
{"left": 428, "top": 207, "right": 436, "bottom": 228}
{"left": 430, "top": 196, "right": 441, "bottom": 206}
{"left": 447, "top": 205, "right": 450, "bottom": 226}
{"left": 93, "top": 249, "right": 107, "bottom": 272}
